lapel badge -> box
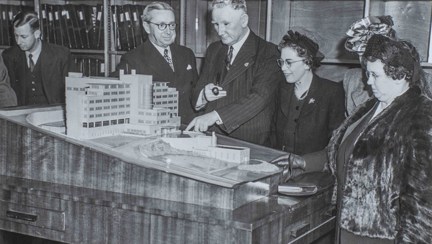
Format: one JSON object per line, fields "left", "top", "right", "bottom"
{"left": 186, "top": 64, "right": 192, "bottom": 70}
{"left": 308, "top": 98, "right": 315, "bottom": 104}
{"left": 244, "top": 62, "right": 249, "bottom": 67}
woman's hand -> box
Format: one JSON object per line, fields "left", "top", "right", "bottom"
{"left": 269, "top": 153, "right": 306, "bottom": 182}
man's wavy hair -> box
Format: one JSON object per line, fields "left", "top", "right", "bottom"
{"left": 142, "top": 2, "right": 174, "bottom": 22}
{"left": 364, "top": 34, "right": 422, "bottom": 86}
{"left": 278, "top": 30, "right": 324, "bottom": 69}
{"left": 13, "top": 11, "right": 39, "bottom": 32}
{"left": 211, "top": 0, "right": 247, "bottom": 13}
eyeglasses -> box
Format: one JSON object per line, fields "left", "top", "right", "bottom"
{"left": 277, "top": 59, "right": 304, "bottom": 67}
{"left": 146, "top": 21, "right": 176, "bottom": 31}
{"left": 365, "top": 71, "right": 379, "bottom": 80}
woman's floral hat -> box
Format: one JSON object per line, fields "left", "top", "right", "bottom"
{"left": 345, "top": 15, "right": 395, "bottom": 54}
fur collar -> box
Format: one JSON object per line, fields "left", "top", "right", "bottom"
{"left": 327, "top": 86, "right": 432, "bottom": 242}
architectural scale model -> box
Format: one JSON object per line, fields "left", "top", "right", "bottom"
{"left": 65, "top": 70, "right": 180, "bottom": 140}
{"left": 64, "top": 71, "right": 250, "bottom": 164}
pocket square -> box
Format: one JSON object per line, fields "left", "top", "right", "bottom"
{"left": 186, "top": 64, "right": 192, "bottom": 70}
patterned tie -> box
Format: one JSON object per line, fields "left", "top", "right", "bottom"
{"left": 29, "top": 54, "right": 35, "bottom": 72}
{"left": 163, "top": 49, "right": 174, "bottom": 71}
{"left": 225, "top": 46, "right": 234, "bottom": 70}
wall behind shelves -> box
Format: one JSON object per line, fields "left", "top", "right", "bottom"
{"left": 370, "top": 0, "right": 432, "bottom": 62}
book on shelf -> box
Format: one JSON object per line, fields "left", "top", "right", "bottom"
{"left": 40, "top": 6, "right": 50, "bottom": 43}
{"left": 69, "top": 5, "right": 83, "bottom": 49}
{"left": 74, "top": 57, "right": 104, "bottom": 77}
{"left": 95, "top": 4, "right": 104, "bottom": 50}
{"left": 77, "top": 4, "right": 91, "bottom": 49}
{"left": 63, "top": 6, "right": 77, "bottom": 49}
{"left": 52, "top": 5, "right": 64, "bottom": 47}
{"left": 123, "top": 5, "right": 136, "bottom": 50}
{"left": 131, "top": 4, "right": 146, "bottom": 48}
{"left": 45, "top": 5, "right": 56, "bottom": 46}
{"left": 0, "top": 6, "right": 5, "bottom": 46}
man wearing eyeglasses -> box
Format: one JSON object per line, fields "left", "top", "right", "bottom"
{"left": 186, "top": 0, "right": 284, "bottom": 145}
{"left": 114, "top": 1, "right": 198, "bottom": 125}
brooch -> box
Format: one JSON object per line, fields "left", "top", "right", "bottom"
{"left": 308, "top": 98, "right": 315, "bottom": 104}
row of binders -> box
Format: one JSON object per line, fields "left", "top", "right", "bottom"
{"left": 40, "top": 4, "right": 104, "bottom": 50}
{"left": 74, "top": 57, "right": 105, "bottom": 77}
{"left": 111, "top": 5, "right": 147, "bottom": 51}
{"left": 1, "top": 4, "right": 148, "bottom": 51}
{"left": 0, "top": 4, "right": 33, "bottom": 46}
{"left": 39, "top": 4, "right": 147, "bottom": 51}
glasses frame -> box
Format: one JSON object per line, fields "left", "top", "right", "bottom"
{"left": 277, "top": 59, "right": 305, "bottom": 67}
{"left": 365, "top": 70, "right": 379, "bottom": 80}
{"left": 146, "top": 21, "right": 177, "bottom": 31}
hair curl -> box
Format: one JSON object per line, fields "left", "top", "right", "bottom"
{"left": 13, "top": 11, "right": 39, "bottom": 31}
{"left": 142, "top": 1, "right": 175, "bottom": 22}
{"left": 364, "top": 34, "right": 421, "bottom": 85}
{"left": 211, "top": 0, "right": 247, "bottom": 13}
{"left": 278, "top": 30, "right": 324, "bottom": 69}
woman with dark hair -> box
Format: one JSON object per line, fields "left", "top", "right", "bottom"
{"left": 343, "top": 15, "right": 396, "bottom": 116}
{"left": 271, "top": 30, "right": 345, "bottom": 172}
{"left": 328, "top": 34, "right": 432, "bottom": 243}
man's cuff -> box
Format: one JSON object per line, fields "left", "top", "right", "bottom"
{"left": 213, "top": 110, "right": 223, "bottom": 125}
{"left": 195, "top": 89, "right": 207, "bottom": 110}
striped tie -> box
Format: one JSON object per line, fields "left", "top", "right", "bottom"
{"left": 29, "top": 54, "right": 35, "bottom": 72}
{"left": 164, "top": 49, "right": 174, "bottom": 71}
{"left": 225, "top": 46, "right": 233, "bottom": 70}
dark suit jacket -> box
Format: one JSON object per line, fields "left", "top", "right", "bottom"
{"left": 0, "top": 55, "right": 17, "bottom": 107}
{"left": 114, "top": 40, "right": 199, "bottom": 124}
{"left": 272, "top": 75, "right": 345, "bottom": 155}
{"left": 192, "top": 31, "right": 285, "bottom": 145}
{"left": 2, "top": 42, "right": 74, "bottom": 106}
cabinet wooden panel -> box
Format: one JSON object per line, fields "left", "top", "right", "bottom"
{"left": 369, "top": 0, "right": 432, "bottom": 62}
{"left": 269, "top": 0, "right": 365, "bottom": 61}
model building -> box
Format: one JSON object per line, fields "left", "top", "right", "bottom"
{"left": 65, "top": 70, "right": 180, "bottom": 140}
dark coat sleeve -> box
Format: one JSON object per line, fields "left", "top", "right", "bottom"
{"left": 0, "top": 55, "right": 17, "bottom": 107}
{"left": 216, "top": 42, "right": 283, "bottom": 133}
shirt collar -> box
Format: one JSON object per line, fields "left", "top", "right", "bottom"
{"left": 26, "top": 40, "right": 42, "bottom": 62}
{"left": 230, "top": 28, "right": 250, "bottom": 63}
{"left": 150, "top": 41, "right": 171, "bottom": 57}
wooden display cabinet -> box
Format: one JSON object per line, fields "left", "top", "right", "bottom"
{"left": 0, "top": 106, "right": 335, "bottom": 243}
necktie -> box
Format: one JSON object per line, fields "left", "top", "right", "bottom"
{"left": 225, "top": 46, "right": 233, "bottom": 70}
{"left": 163, "top": 49, "right": 174, "bottom": 71}
{"left": 29, "top": 54, "right": 35, "bottom": 72}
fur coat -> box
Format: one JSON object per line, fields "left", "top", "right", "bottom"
{"left": 327, "top": 86, "right": 432, "bottom": 243}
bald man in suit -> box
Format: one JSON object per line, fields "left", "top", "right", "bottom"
{"left": 114, "top": 2, "right": 198, "bottom": 125}
{"left": 187, "top": 0, "right": 284, "bottom": 145}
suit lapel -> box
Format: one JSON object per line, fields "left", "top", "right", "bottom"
{"left": 141, "top": 41, "right": 175, "bottom": 82}
{"left": 221, "top": 33, "right": 257, "bottom": 86}
{"left": 281, "top": 83, "right": 294, "bottom": 118}
{"left": 39, "top": 43, "right": 56, "bottom": 100}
